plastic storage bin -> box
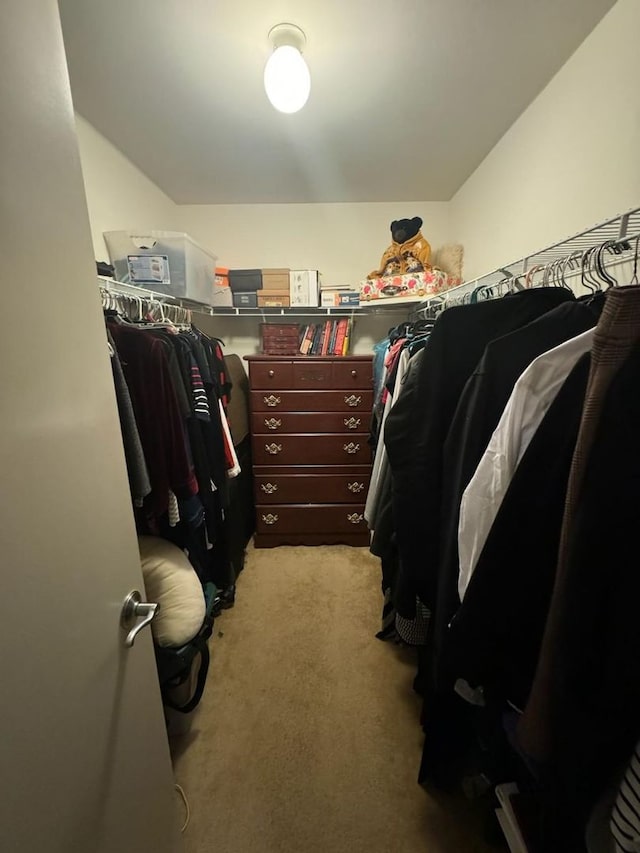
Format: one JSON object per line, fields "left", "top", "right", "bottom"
{"left": 104, "top": 230, "right": 217, "bottom": 305}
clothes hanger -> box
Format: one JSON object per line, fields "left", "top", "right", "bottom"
{"left": 595, "top": 241, "right": 618, "bottom": 288}
{"left": 580, "top": 247, "right": 600, "bottom": 295}
{"left": 629, "top": 234, "right": 640, "bottom": 286}
{"left": 525, "top": 265, "right": 543, "bottom": 289}
{"left": 561, "top": 252, "right": 582, "bottom": 290}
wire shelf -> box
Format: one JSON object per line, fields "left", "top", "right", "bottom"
{"left": 418, "top": 206, "right": 640, "bottom": 311}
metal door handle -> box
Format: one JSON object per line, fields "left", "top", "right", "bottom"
{"left": 347, "top": 513, "right": 364, "bottom": 524}
{"left": 264, "top": 418, "right": 282, "bottom": 430}
{"left": 343, "top": 442, "right": 360, "bottom": 454}
{"left": 121, "top": 590, "right": 159, "bottom": 648}
{"left": 344, "top": 417, "right": 361, "bottom": 429}
{"left": 261, "top": 482, "right": 278, "bottom": 494}
{"left": 265, "top": 443, "right": 282, "bottom": 455}
{"left": 348, "top": 482, "right": 365, "bottom": 493}
{"left": 263, "top": 395, "right": 281, "bottom": 407}
{"left": 262, "top": 513, "right": 279, "bottom": 525}
{"left": 344, "top": 395, "right": 362, "bottom": 407}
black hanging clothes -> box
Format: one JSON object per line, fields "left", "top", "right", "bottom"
{"left": 432, "top": 296, "right": 604, "bottom": 683}
{"left": 107, "top": 321, "right": 198, "bottom": 521}
{"left": 383, "top": 287, "right": 574, "bottom": 623}
{"left": 440, "top": 352, "right": 591, "bottom": 709}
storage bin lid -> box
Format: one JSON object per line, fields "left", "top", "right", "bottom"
{"left": 104, "top": 229, "right": 216, "bottom": 260}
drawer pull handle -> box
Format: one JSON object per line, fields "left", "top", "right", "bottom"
{"left": 260, "top": 483, "right": 278, "bottom": 494}
{"left": 351, "top": 370, "right": 357, "bottom": 377}
{"left": 348, "top": 482, "right": 365, "bottom": 494}
{"left": 344, "top": 417, "right": 361, "bottom": 430}
{"left": 262, "top": 513, "right": 279, "bottom": 525}
{"left": 347, "top": 513, "right": 364, "bottom": 525}
{"left": 343, "top": 442, "right": 360, "bottom": 454}
{"left": 263, "top": 395, "right": 281, "bottom": 407}
{"left": 264, "top": 418, "right": 282, "bottom": 430}
{"left": 344, "top": 395, "right": 362, "bottom": 407}
{"left": 265, "top": 443, "right": 282, "bottom": 455}
{"left": 268, "top": 369, "right": 275, "bottom": 377}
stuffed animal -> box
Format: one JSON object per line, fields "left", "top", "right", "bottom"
{"left": 368, "top": 217, "right": 432, "bottom": 279}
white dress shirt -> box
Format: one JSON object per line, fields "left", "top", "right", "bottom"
{"left": 457, "top": 328, "right": 595, "bottom": 601}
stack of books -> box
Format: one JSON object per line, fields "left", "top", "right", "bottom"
{"left": 298, "top": 318, "right": 353, "bottom": 356}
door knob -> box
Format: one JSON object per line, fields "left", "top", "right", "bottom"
{"left": 121, "top": 590, "right": 159, "bottom": 648}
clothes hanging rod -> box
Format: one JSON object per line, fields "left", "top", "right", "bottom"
{"left": 97, "top": 275, "right": 176, "bottom": 301}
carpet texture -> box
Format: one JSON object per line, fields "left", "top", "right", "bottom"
{"left": 171, "top": 544, "right": 497, "bottom": 853}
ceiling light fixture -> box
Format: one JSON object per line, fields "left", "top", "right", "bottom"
{"left": 264, "top": 23, "right": 310, "bottom": 114}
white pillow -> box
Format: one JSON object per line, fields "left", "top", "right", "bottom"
{"left": 138, "top": 536, "right": 206, "bottom": 648}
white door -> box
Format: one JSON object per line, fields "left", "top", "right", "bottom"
{"left": 0, "top": 3, "right": 181, "bottom": 852}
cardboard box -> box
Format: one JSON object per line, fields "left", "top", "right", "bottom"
{"left": 261, "top": 268, "right": 290, "bottom": 290}
{"left": 320, "top": 291, "right": 341, "bottom": 307}
{"left": 215, "top": 266, "right": 229, "bottom": 286}
{"left": 337, "top": 291, "right": 360, "bottom": 305}
{"left": 290, "top": 269, "right": 319, "bottom": 307}
{"left": 359, "top": 270, "right": 452, "bottom": 303}
{"left": 258, "top": 294, "right": 290, "bottom": 307}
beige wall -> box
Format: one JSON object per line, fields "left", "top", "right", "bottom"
{"left": 178, "top": 202, "right": 451, "bottom": 286}
{"left": 75, "top": 114, "right": 179, "bottom": 261}
{"left": 75, "top": 0, "right": 640, "bottom": 296}
{"left": 451, "top": 0, "right": 640, "bottom": 281}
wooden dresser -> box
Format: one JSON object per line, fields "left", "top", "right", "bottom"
{"left": 245, "top": 355, "right": 373, "bottom": 548}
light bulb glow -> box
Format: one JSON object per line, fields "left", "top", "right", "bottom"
{"left": 264, "top": 45, "right": 310, "bottom": 114}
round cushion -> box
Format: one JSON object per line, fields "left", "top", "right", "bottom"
{"left": 138, "top": 536, "right": 206, "bottom": 648}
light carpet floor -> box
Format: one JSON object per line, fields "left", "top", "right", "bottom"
{"left": 171, "top": 543, "right": 498, "bottom": 853}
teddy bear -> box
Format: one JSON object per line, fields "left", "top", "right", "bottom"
{"left": 368, "top": 217, "right": 432, "bottom": 279}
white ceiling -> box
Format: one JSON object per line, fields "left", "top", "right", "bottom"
{"left": 59, "top": 0, "right": 616, "bottom": 205}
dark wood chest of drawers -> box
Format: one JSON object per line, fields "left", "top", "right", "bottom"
{"left": 245, "top": 355, "right": 373, "bottom": 547}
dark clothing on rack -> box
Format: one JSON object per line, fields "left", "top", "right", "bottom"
{"left": 520, "top": 285, "right": 640, "bottom": 765}
{"left": 433, "top": 297, "right": 604, "bottom": 684}
{"left": 108, "top": 329, "right": 151, "bottom": 506}
{"left": 108, "top": 321, "right": 198, "bottom": 519}
{"left": 441, "top": 353, "right": 591, "bottom": 710}
{"left": 523, "top": 343, "right": 640, "bottom": 850}
{"left": 384, "top": 288, "right": 574, "bottom": 620}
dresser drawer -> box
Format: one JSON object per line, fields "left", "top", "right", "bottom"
{"left": 256, "top": 504, "right": 368, "bottom": 534}
{"left": 292, "top": 360, "right": 333, "bottom": 389}
{"left": 250, "top": 390, "right": 373, "bottom": 412}
{"left": 251, "top": 411, "right": 369, "bottom": 434}
{"left": 332, "top": 360, "right": 373, "bottom": 389}
{"left": 249, "top": 361, "right": 293, "bottom": 389}
{"left": 252, "top": 433, "right": 371, "bottom": 466}
{"left": 255, "top": 473, "right": 370, "bottom": 504}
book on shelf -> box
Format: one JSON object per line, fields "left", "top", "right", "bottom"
{"left": 294, "top": 319, "right": 353, "bottom": 356}
{"left": 321, "top": 320, "right": 331, "bottom": 356}
{"left": 328, "top": 320, "right": 338, "bottom": 355}
{"left": 334, "top": 318, "right": 348, "bottom": 355}
{"left": 300, "top": 324, "right": 315, "bottom": 355}
{"left": 311, "top": 324, "right": 323, "bottom": 354}
{"left": 342, "top": 318, "right": 352, "bottom": 355}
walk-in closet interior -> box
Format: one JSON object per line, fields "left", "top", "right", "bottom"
{"left": 4, "top": 1, "right": 640, "bottom": 851}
